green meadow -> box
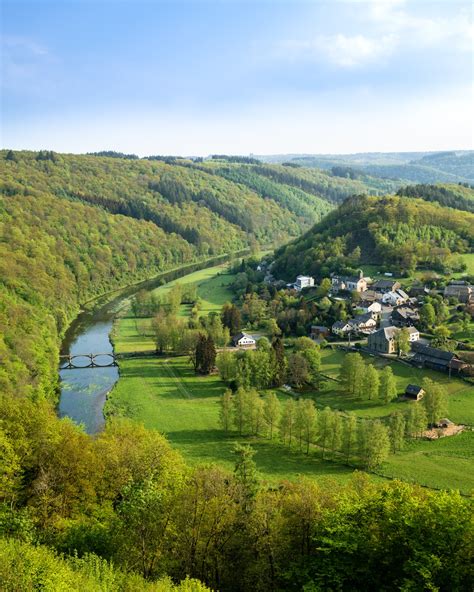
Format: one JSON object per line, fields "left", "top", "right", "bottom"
{"left": 108, "top": 263, "right": 474, "bottom": 492}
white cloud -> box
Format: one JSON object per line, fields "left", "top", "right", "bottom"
{"left": 287, "top": 33, "right": 397, "bottom": 67}
{"left": 282, "top": 0, "right": 473, "bottom": 68}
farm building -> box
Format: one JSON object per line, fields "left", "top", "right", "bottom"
{"left": 443, "top": 282, "right": 473, "bottom": 303}
{"left": 368, "top": 326, "right": 419, "bottom": 354}
{"left": 294, "top": 275, "right": 315, "bottom": 290}
{"left": 358, "top": 300, "right": 382, "bottom": 315}
{"left": 331, "top": 270, "right": 369, "bottom": 294}
{"left": 232, "top": 332, "right": 256, "bottom": 348}
{"left": 310, "top": 325, "right": 330, "bottom": 339}
{"left": 411, "top": 343, "right": 468, "bottom": 374}
{"left": 404, "top": 384, "right": 425, "bottom": 400}
{"left": 332, "top": 321, "right": 352, "bottom": 336}
{"left": 391, "top": 306, "right": 420, "bottom": 327}
{"left": 372, "top": 279, "right": 401, "bottom": 293}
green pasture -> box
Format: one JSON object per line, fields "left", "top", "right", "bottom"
{"left": 380, "top": 432, "right": 474, "bottom": 494}
{"left": 106, "top": 356, "right": 353, "bottom": 484}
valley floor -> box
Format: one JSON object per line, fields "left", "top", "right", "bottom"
{"left": 106, "top": 264, "right": 474, "bottom": 494}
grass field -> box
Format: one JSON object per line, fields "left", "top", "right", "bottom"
{"left": 380, "top": 432, "right": 474, "bottom": 492}
{"left": 108, "top": 265, "right": 474, "bottom": 492}
{"left": 106, "top": 356, "right": 354, "bottom": 484}
{"left": 113, "top": 263, "right": 235, "bottom": 354}
{"left": 318, "top": 348, "right": 474, "bottom": 424}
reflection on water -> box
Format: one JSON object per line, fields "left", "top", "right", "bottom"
{"left": 58, "top": 320, "right": 118, "bottom": 434}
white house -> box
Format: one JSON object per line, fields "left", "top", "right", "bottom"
{"left": 232, "top": 332, "right": 256, "bottom": 348}
{"left": 349, "top": 313, "right": 377, "bottom": 333}
{"left": 332, "top": 321, "right": 352, "bottom": 336}
{"left": 406, "top": 326, "right": 420, "bottom": 342}
{"left": 295, "top": 275, "right": 315, "bottom": 291}
{"left": 382, "top": 290, "right": 409, "bottom": 307}
{"left": 358, "top": 301, "right": 382, "bottom": 315}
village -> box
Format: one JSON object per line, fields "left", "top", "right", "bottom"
{"left": 229, "top": 262, "right": 474, "bottom": 427}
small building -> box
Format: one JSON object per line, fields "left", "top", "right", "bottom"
{"left": 295, "top": 275, "right": 315, "bottom": 291}
{"left": 372, "top": 279, "right": 401, "bottom": 293}
{"left": 332, "top": 320, "right": 352, "bottom": 336}
{"left": 232, "top": 332, "right": 256, "bottom": 348}
{"left": 443, "top": 282, "right": 473, "bottom": 303}
{"left": 359, "top": 289, "right": 383, "bottom": 303}
{"left": 349, "top": 313, "right": 377, "bottom": 333}
{"left": 409, "top": 284, "right": 430, "bottom": 298}
{"left": 382, "top": 289, "right": 409, "bottom": 307}
{"left": 367, "top": 326, "right": 419, "bottom": 354}
{"left": 404, "top": 384, "right": 425, "bottom": 401}
{"left": 367, "top": 326, "right": 399, "bottom": 354}
{"left": 331, "top": 270, "right": 369, "bottom": 294}
{"left": 391, "top": 306, "right": 420, "bottom": 327}
{"left": 411, "top": 343, "right": 468, "bottom": 374}
{"left": 310, "top": 325, "right": 330, "bottom": 340}
{"left": 358, "top": 300, "right": 382, "bottom": 316}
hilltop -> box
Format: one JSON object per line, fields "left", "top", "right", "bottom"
{"left": 263, "top": 150, "right": 474, "bottom": 185}
{"left": 272, "top": 193, "right": 474, "bottom": 280}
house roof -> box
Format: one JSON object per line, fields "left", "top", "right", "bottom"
{"left": 232, "top": 332, "right": 255, "bottom": 342}
{"left": 411, "top": 342, "right": 456, "bottom": 361}
{"left": 405, "top": 384, "right": 424, "bottom": 395}
{"left": 397, "top": 289, "right": 410, "bottom": 300}
{"left": 332, "top": 320, "right": 350, "bottom": 330}
{"left": 352, "top": 313, "right": 375, "bottom": 324}
{"left": 373, "top": 279, "right": 399, "bottom": 290}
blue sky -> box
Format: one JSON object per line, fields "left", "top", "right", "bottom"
{"left": 1, "top": 0, "right": 473, "bottom": 155}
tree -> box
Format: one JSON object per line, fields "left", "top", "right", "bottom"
{"left": 361, "top": 420, "right": 391, "bottom": 470}
{"left": 195, "top": 334, "right": 216, "bottom": 374}
{"left": 216, "top": 351, "right": 237, "bottom": 383}
{"left": 389, "top": 412, "right": 406, "bottom": 452}
{"left": 264, "top": 392, "right": 281, "bottom": 440}
{"left": 342, "top": 413, "right": 357, "bottom": 463}
{"left": 279, "top": 399, "right": 296, "bottom": 446}
{"left": 300, "top": 399, "right": 317, "bottom": 454}
{"left": 330, "top": 411, "right": 343, "bottom": 456}
{"left": 233, "top": 443, "right": 259, "bottom": 512}
{"left": 316, "top": 277, "right": 331, "bottom": 297}
{"left": 395, "top": 327, "right": 411, "bottom": 357}
{"left": 271, "top": 337, "right": 287, "bottom": 387}
{"left": 265, "top": 318, "right": 281, "bottom": 339}
{"left": 420, "top": 302, "right": 436, "bottom": 329}
{"left": 233, "top": 388, "right": 250, "bottom": 435}
{"left": 221, "top": 302, "right": 241, "bottom": 335}
{"left": 362, "top": 364, "right": 380, "bottom": 401}
{"left": 406, "top": 403, "right": 428, "bottom": 438}
{"left": 317, "top": 407, "right": 334, "bottom": 459}
{"left": 247, "top": 389, "right": 265, "bottom": 436}
{"left": 339, "top": 353, "right": 364, "bottom": 397}
{"left": 422, "top": 378, "right": 448, "bottom": 427}
{"left": 288, "top": 353, "right": 309, "bottom": 388}
{"left": 219, "top": 390, "right": 233, "bottom": 432}
{"left": 379, "top": 366, "right": 398, "bottom": 404}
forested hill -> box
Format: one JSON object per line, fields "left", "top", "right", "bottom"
{"left": 396, "top": 183, "right": 474, "bottom": 213}
{"left": 272, "top": 194, "right": 474, "bottom": 280}
{"left": 1, "top": 149, "right": 378, "bottom": 400}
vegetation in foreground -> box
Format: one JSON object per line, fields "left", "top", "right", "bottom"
{"left": 1, "top": 404, "right": 472, "bottom": 591}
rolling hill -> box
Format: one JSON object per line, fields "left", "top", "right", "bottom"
{"left": 3, "top": 149, "right": 393, "bottom": 401}
{"left": 272, "top": 194, "right": 474, "bottom": 280}
{"left": 263, "top": 150, "right": 474, "bottom": 185}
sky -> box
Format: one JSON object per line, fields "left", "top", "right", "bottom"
{"left": 1, "top": 0, "right": 473, "bottom": 156}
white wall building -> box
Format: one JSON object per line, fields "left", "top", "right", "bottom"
{"left": 295, "top": 275, "right": 315, "bottom": 290}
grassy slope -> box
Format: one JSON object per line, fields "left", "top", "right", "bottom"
{"left": 110, "top": 267, "right": 474, "bottom": 492}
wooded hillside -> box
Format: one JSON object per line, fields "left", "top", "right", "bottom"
{"left": 273, "top": 194, "right": 474, "bottom": 280}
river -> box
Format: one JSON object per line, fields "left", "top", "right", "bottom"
{"left": 57, "top": 252, "right": 246, "bottom": 434}
{"left": 58, "top": 299, "right": 121, "bottom": 434}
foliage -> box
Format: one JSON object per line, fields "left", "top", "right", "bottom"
{"left": 273, "top": 194, "right": 474, "bottom": 279}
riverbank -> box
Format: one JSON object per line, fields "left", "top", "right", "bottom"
{"left": 58, "top": 251, "right": 250, "bottom": 433}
